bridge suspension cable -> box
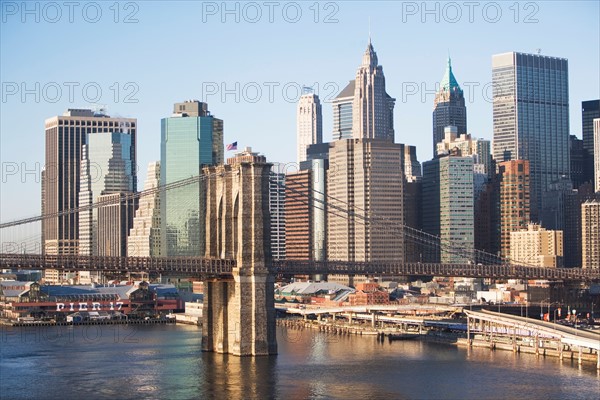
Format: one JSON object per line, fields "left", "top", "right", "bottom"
{"left": 0, "top": 170, "right": 234, "bottom": 229}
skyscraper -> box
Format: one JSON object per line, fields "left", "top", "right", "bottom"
{"left": 160, "top": 100, "right": 223, "bottom": 256}
{"left": 436, "top": 126, "right": 491, "bottom": 182}
{"left": 327, "top": 138, "right": 404, "bottom": 262}
{"left": 569, "top": 135, "right": 586, "bottom": 189}
{"left": 401, "top": 144, "right": 422, "bottom": 182}
{"left": 296, "top": 89, "right": 322, "bottom": 164}
{"left": 96, "top": 192, "right": 136, "bottom": 257}
{"left": 301, "top": 143, "right": 330, "bottom": 263}
{"left": 497, "top": 160, "right": 531, "bottom": 259}
{"left": 540, "top": 176, "right": 573, "bottom": 233}
{"left": 492, "top": 52, "right": 570, "bottom": 221}
{"left": 285, "top": 170, "right": 312, "bottom": 260}
{"left": 582, "top": 100, "right": 600, "bottom": 184}
{"left": 332, "top": 81, "right": 354, "bottom": 141}
{"left": 128, "top": 162, "right": 162, "bottom": 257}
{"left": 269, "top": 164, "right": 286, "bottom": 261}
{"left": 563, "top": 183, "right": 598, "bottom": 267}
{"left": 352, "top": 40, "right": 395, "bottom": 141}
{"left": 432, "top": 58, "right": 467, "bottom": 157}
{"left": 401, "top": 144, "right": 422, "bottom": 262}
{"left": 581, "top": 200, "right": 600, "bottom": 269}
{"left": 42, "top": 109, "right": 136, "bottom": 255}
{"left": 79, "top": 130, "right": 136, "bottom": 256}
{"left": 595, "top": 118, "right": 600, "bottom": 192}
{"left": 422, "top": 154, "right": 474, "bottom": 263}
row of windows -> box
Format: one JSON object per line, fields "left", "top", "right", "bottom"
{"left": 59, "top": 119, "right": 135, "bottom": 128}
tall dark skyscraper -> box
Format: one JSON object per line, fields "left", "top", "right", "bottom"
{"left": 582, "top": 100, "right": 600, "bottom": 185}
{"left": 492, "top": 52, "right": 570, "bottom": 221}
{"left": 42, "top": 109, "right": 136, "bottom": 255}
{"left": 432, "top": 58, "right": 467, "bottom": 157}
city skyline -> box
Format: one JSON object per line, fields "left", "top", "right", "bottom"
{"left": 1, "top": 1, "right": 599, "bottom": 223}
{"left": 2, "top": 3, "right": 600, "bottom": 397}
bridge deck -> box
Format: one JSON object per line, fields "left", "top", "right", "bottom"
{"left": 0, "top": 253, "right": 235, "bottom": 276}
{"left": 1, "top": 254, "right": 599, "bottom": 280}
{"left": 273, "top": 260, "right": 600, "bottom": 281}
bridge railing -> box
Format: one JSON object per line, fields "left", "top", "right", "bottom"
{"left": 2, "top": 254, "right": 598, "bottom": 280}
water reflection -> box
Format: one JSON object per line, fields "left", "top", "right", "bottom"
{"left": 1, "top": 324, "right": 598, "bottom": 399}
{"left": 202, "top": 352, "right": 278, "bottom": 399}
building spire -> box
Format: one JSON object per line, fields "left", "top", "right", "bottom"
{"left": 440, "top": 56, "right": 461, "bottom": 93}
{"left": 362, "top": 36, "right": 377, "bottom": 68}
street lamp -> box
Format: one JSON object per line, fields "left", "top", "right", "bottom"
{"left": 553, "top": 307, "right": 561, "bottom": 323}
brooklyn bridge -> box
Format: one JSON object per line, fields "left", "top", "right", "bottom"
{"left": 1, "top": 158, "right": 599, "bottom": 356}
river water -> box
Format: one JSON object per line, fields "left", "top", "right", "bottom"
{"left": 1, "top": 324, "right": 598, "bottom": 399}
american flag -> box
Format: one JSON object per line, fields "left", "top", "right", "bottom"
{"left": 226, "top": 141, "right": 237, "bottom": 151}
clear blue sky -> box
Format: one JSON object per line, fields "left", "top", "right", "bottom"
{"left": 1, "top": 0, "right": 599, "bottom": 224}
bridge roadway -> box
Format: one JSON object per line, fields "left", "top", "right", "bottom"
{"left": 1, "top": 253, "right": 599, "bottom": 281}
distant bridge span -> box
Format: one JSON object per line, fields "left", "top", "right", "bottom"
{"left": 273, "top": 260, "right": 600, "bottom": 281}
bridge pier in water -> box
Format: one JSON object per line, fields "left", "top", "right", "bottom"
{"left": 201, "top": 157, "right": 277, "bottom": 356}
{"left": 202, "top": 271, "right": 277, "bottom": 356}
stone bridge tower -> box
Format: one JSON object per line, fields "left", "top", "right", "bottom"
{"left": 201, "top": 149, "right": 277, "bottom": 356}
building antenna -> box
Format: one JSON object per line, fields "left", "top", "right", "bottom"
{"left": 368, "top": 17, "right": 371, "bottom": 43}
{"left": 536, "top": 48, "right": 542, "bottom": 55}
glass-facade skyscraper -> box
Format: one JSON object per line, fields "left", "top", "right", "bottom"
{"left": 422, "top": 155, "right": 474, "bottom": 263}
{"left": 492, "top": 52, "right": 570, "bottom": 221}
{"left": 432, "top": 58, "right": 467, "bottom": 157}
{"left": 160, "top": 100, "right": 223, "bottom": 256}
{"left": 79, "top": 131, "right": 136, "bottom": 256}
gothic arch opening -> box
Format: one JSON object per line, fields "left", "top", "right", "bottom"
{"left": 233, "top": 194, "right": 239, "bottom": 260}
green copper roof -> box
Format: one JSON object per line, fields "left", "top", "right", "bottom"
{"left": 440, "top": 57, "right": 461, "bottom": 92}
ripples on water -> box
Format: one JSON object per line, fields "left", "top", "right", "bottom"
{"left": 1, "top": 324, "right": 598, "bottom": 399}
